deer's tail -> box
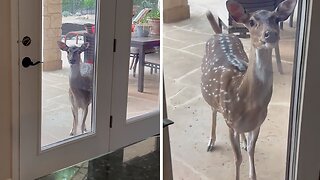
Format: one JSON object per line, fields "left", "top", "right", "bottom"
{"left": 206, "top": 10, "right": 222, "bottom": 34}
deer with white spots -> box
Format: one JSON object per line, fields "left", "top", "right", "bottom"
{"left": 202, "top": 0, "right": 296, "bottom": 179}
{"left": 57, "top": 41, "right": 93, "bottom": 136}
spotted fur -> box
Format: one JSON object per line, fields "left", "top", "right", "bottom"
{"left": 201, "top": 34, "right": 247, "bottom": 121}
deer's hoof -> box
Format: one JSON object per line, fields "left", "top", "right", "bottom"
{"left": 70, "top": 130, "right": 76, "bottom": 136}
{"left": 81, "top": 126, "right": 87, "bottom": 134}
{"left": 207, "top": 139, "right": 215, "bottom": 152}
{"left": 82, "top": 129, "right": 87, "bottom": 134}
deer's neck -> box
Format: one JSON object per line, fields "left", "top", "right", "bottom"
{"left": 241, "top": 47, "right": 273, "bottom": 104}
{"left": 70, "top": 64, "right": 81, "bottom": 79}
{"left": 249, "top": 48, "right": 273, "bottom": 82}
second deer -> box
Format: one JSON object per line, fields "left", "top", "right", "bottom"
{"left": 57, "top": 41, "right": 93, "bottom": 136}
{"left": 202, "top": 0, "right": 296, "bottom": 179}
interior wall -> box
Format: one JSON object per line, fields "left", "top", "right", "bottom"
{"left": 0, "top": 0, "right": 12, "bottom": 179}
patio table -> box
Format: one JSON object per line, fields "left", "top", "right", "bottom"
{"left": 130, "top": 35, "right": 160, "bottom": 92}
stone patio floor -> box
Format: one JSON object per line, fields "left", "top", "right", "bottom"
{"left": 164, "top": 0, "right": 297, "bottom": 179}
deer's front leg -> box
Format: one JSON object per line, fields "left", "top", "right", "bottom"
{"left": 69, "top": 90, "right": 78, "bottom": 136}
{"left": 207, "top": 108, "right": 217, "bottom": 151}
{"left": 81, "top": 106, "right": 88, "bottom": 133}
{"left": 247, "top": 127, "right": 260, "bottom": 180}
{"left": 229, "top": 128, "right": 242, "bottom": 180}
{"left": 70, "top": 105, "right": 78, "bottom": 136}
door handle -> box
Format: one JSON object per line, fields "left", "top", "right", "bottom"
{"left": 22, "top": 57, "right": 43, "bottom": 68}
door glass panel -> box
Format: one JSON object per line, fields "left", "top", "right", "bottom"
{"left": 127, "top": 0, "right": 160, "bottom": 120}
{"left": 164, "top": 0, "right": 302, "bottom": 179}
{"left": 42, "top": 0, "right": 97, "bottom": 148}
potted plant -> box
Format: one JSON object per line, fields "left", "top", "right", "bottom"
{"left": 146, "top": 9, "right": 160, "bottom": 35}
{"left": 134, "top": 17, "right": 151, "bottom": 37}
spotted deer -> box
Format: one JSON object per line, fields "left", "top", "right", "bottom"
{"left": 201, "top": 0, "right": 296, "bottom": 179}
{"left": 57, "top": 41, "right": 93, "bottom": 136}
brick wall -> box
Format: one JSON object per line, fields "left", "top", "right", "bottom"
{"left": 43, "top": 0, "right": 63, "bottom": 71}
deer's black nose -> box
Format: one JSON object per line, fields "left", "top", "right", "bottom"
{"left": 264, "top": 31, "right": 278, "bottom": 43}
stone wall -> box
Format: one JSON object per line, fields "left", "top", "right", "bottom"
{"left": 43, "top": 0, "right": 63, "bottom": 71}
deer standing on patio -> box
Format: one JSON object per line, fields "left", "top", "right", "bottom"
{"left": 57, "top": 41, "right": 93, "bottom": 136}
{"left": 201, "top": 0, "right": 296, "bottom": 179}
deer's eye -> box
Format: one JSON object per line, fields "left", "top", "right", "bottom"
{"left": 249, "top": 19, "right": 255, "bottom": 27}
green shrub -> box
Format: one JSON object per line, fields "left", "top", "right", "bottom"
{"left": 146, "top": 9, "right": 160, "bottom": 20}
{"left": 82, "top": 0, "right": 96, "bottom": 9}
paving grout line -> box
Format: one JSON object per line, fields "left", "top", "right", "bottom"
{"left": 164, "top": 22, "right": 213, "bottom": 36}
{"left": 164, "top": 46, "right": 203, "bottom": 58}
{"left": 128, "top": 95, "right": 159, "bottom": 103}
{"left": 167, "top": 88, "right": 184, "bottom": 101}
{"left": 172, "top": 155, "right": 210, "bottom": 180}
{"left": 165, "top": 76, "right": 200, "bottom": 88}
{"left": 43, "top": 105, "right": 70, "bottom": 113}
{"left": 175, "top": 67, "right": 201, "bottom": 82}
{"left": 163, "top": 35, "right": 188, "bottom": 43}
{"left": 45, "top": 85, "right": 69, "bottom": 92}
{"left": 179, "top": 49, "right": 203, "bottom": 58}
{"left": 180, "top": 42, "right": 207, "bottom": 50}
{"left": 168, "top": 94, "right": 202, "bottom": 109}
{"left": 269, "top": 102, "right": 290, "bottom": 107}
{"left": 165, "top": 27, "right": 213, "bottom": 37}
{"left": 163, "top": 24, "right": 191, "bottom": 33}
{"left": 46, "top": 94, "right": 67, "bottom": 101}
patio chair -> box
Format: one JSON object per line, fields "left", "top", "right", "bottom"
{"left": 130, "top": 52, "right": 160, "bottom": 76}
{"left": 132, "top": 8, "right": 152, "bottom": 24}
{"left": 144, "top": 52, "right": 160, "bottom": 75}
{"left": 129, "top": 47, "right": 160, "bottom": 77}
{"left": 215, "top": 0, "right": 295, "bottom": 74}
{"left": 217, "top": 0, "right": 294, "bottom": 36}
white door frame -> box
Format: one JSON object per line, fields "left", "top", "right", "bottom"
{"left": 12, "top": 0, "right": 117, "bottom": 179}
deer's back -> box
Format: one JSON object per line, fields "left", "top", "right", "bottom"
{"left": 201, "top": 34, "right": 248, "bottom": 114}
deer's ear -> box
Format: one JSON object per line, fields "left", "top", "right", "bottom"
{"left": 80, "top": 42, "right": 90, "bottom": 51}
{"left": 226, "top": 0, "right": 249, "bottom": 24}
{"left": 274, "top": 0, "right": 296, "bottom": 22}
{"left": 57, "top": 41, "right": 69, "bottom": 51}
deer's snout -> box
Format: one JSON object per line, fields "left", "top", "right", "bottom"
{"left": 264, "top": 31, "right": 278, "bottom": 43}
{"left": 67, "top": 52, "right": 80, "bottom": 64}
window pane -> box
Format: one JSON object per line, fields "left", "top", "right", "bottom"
{"left": 126, "top": 0, "right": 160, "bottom": 120}
{"left": 41, "top": 0, "right": 97, "bottom": 148}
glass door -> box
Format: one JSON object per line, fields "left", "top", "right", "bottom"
{"left": 110, "top": 0, "right": 160, "bottom": 150}
{"left": 18, "top": 0, "right": 116, "bottom": 179}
